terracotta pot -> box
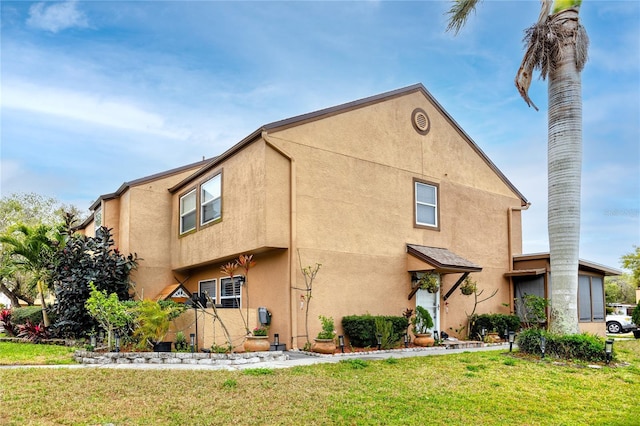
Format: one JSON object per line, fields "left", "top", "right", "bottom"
{"left": 244, "top": 336, "right": 270, "bottom": 352}
{"left": 312, "top": 338, "right": 336, "bottom": 354}
{"left": 413, "top": 333, "right": 435, "bottom": 347}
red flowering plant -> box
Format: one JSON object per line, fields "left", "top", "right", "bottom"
{"left": 252, "top": 326, "right": 268, "bottom": 336}
{"left": 0, "top": 309, "right": 17, "bottom": 336}
{"left": 17, "top": 319, "right": 49, "bottom": 343}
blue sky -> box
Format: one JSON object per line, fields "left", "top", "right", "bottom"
{"left": 1, "top": 1, "right": 638, "bottom": 270}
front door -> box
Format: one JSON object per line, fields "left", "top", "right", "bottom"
{"left": 416, "top": 284, "right": 440, "bottom": 335}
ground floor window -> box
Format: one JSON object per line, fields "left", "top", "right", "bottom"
{"left": 220, "top": 276, "right": 243, "bottom": 308}
{"left": 578, "top": 275, "right": 604, "bottom": 322}
{"left": 198, "top": 279, "right": 216, "bottom": 307}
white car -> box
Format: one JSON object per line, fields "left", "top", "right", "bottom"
{"left": 606, "top": 314, "right": 636, "bottom": 334}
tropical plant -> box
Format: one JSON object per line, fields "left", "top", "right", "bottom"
{"left": 0, "top": 309, "right": 16, "bottom": 336}
{"left": 16, "top": 319, "right": 49, "bottom": 343}
{"left": 0, "top": 224, "right": 59, "bottom": 326}
{"left": 316, "top": 315, "right": 335, "bottom": 340}
{"left": 412, "top": 306, "right": 434, "bottom": 335}
{"left": 133, "top": 300, "right": 179, "bottom": 348}
{"left": 447, "top": 0, "right": 588, "bottom": 335}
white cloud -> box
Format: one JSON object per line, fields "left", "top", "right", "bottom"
{"left": 2, "top": 80, "right": 186, "bottom": 139}
{"left": 27, "top": 1, "right": 89, "bottom": 33}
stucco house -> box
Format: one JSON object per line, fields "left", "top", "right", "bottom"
{"left": 77, "top": 83, "right": 617, "bottom": 350}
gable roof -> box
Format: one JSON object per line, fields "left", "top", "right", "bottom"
{"left": 169, "top": 83, "right": 528, "bottom": 205}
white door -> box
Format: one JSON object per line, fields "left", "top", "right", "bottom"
{"left": 416, "top": 287, "right": 440, "bottom": 335}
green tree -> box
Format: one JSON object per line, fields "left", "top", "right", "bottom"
{"left": 0, "top": 192, "right": 83, "bottom": 233}
{"left": 621, "top": 246, "right": 640, "bottom": 289}
{"left": 447, "top": 0, "right": 588, "bottom": 334}
{"left": 85, "top": 282, "right": 132, "bottom": 350}
{"left": 605, "top": 275, "right": 636, "bottom": 305}
{"left": 0, "top": 224, "right": 59, "bottom": 326}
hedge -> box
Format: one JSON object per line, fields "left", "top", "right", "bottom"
{"left": 342, "top": 314, "right": 409, "bottom": 347}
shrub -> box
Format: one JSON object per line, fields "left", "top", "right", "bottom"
{"left": 316, "top": 315, "right": 335, "bottom": 339}
{"left": 11, "top": 306, "right": 55, "bottom": 325}
{"left": 632, "top": 301, "right": 640, "bottom": 327}
{"left": 342, "top": 314, "right": 409, "bottom": 347}
{"left": 175, "top": 331, "right": 189, "bottom": 352}
{"left": 0, "top": 309, "right": 17, "bottom": 336}
{"left": 17, "top": 320, "right": 49, "bottom": 343}
{"left": 470, "top": 313, "right": 521, "bottom": 338}
{"left": 516, "top": 328, "right": 611, "bottom": 362}
{"left": 374, "top": 317, "right": 395, "bottom": 349}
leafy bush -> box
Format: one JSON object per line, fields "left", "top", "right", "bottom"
{"left": 174, "top": 331, "right": 189, "bottom": 351}
{"left": 342, "top": 315, "right": 409, "bottom": 347}
{"left": 517, "top": 328, "right": 611, "bottom": 362}
{"left": 10, "top": 306, "right": 55, "bottom": 325}
{"left": 632, "top": 301, "right": 640, "bottom": 327}
{"left": 316, "top": 315, "right": 335, "bottom": 339}
{"left": 51, "top": 226, "right": 138, "bottom": 338}
{"left": 470, "top": 314, "right": 521, "bottom": 338}
{"left": 374, "top": 317, "right": 395, "bottom": 349}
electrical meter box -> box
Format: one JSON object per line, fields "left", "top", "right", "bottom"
{"left": 258, "top": 307, "right": 271, "bottom": 325}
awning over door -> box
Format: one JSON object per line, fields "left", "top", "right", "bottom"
{"left": 407, "top": 244, "right": 482, "bottom": 274}
{"left": 406, "top": 244, "right": 482, "bottom": 301}
{"left": 154, "top": 283, "right": 191, "bottom": 302}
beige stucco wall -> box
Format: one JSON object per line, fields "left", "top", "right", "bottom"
{"left": 264, "top": 90, "right": 524, "bottom": 346}
{"left": 170, "top": 141, "right": 290, "bottom": 270}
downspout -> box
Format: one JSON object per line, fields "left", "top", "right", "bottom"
{"left": 508, "top": 203, "right": 531, "bottom": 313}
{"left": 262, "top": 131, "right": 299, "bottom": 349}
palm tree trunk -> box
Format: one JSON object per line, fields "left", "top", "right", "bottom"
{"left": 547, "top": 8, "right": 582, "bottom": 335}
{"left": 37, "top": 280, "right": 50, "bottom": 327}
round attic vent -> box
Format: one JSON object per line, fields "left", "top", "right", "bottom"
{"left": 411, "top": 108, "right": 430, "bottom": 135}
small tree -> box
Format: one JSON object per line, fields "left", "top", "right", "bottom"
{"left": 85, "top": 282, "right": 131, "bottom": 350}
{"left": 293, "top": 250, "right": 321, "bottom": 346}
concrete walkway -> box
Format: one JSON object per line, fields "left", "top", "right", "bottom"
{"left": 2, "top": 343, "right": 513, "bottom": 371}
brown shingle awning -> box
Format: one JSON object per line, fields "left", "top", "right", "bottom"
{"left": 407, "top": 244, "right": 482, "bottom": 274}
{"left": 154, "top": 284, "right": 191, "bottom": 302}
{"left": 504, "top": 268, "right": 547, "bottom": 277}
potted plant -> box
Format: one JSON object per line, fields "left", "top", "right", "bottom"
{"left": 312, "top": 315, "right": 337, "bottom": 354}
{"left": 133, "top": 300, "right": 180, "bottom": 352}
{"left": 244, "top": 325, "right": 271, "bottom": 352}
{"left": 412, "top": 306, "right": 435, "bottom": 347}
{"left": 460, "top": 276, "right": 477, "bottom": 295}
{"left": 419, "top": 274, "right": 439, "bottom": 293}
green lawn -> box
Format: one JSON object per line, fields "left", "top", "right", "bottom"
{"left": 0, "top": 341, "right": 76, "bottom": 365}
{"left": 0, "top": 339, "right": 638, "bottom": 425}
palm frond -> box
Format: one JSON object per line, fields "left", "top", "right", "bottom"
{"left": 445, "top": 0, "right": 480, "bottom": 35}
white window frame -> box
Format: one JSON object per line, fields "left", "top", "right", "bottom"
{"left": 415, "top": 181, "right": 438, "bottom": 228}
{"left": 94, "top": 206, "right": 102, "bottom": 231}
{"left": 198, "top": 279, "right": 217, "bottom": 306}
{"left": 200, "top": 173, "right": 222, "bottom": 226}
{"left": 219, "top": 276, "right": 243, "bottom": 309}
{"left": 179, "top": 189, "right": 197, "bottom": 234}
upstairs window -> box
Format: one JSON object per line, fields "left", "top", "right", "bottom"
{"left": 94, "top": 206, "right": 102, "bottom": 231}
{"left": 180, "top": 190, "right": 196, "bottom": 234}
{"left": 415, "top": 181, "right": 438, "bottom": 228}
{"left": 201, "top": 174, "right": 222, "bottom": 226}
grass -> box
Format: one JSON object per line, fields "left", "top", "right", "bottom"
{"left": 0, "top": 340, "right": 638, "bottom": 425}
{"left": 0, "top": 341, "right": 77, "bottom": 365}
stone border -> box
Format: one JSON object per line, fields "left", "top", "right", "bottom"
{"left": 74, "top": 350, "right": 287, "bottom": 366}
